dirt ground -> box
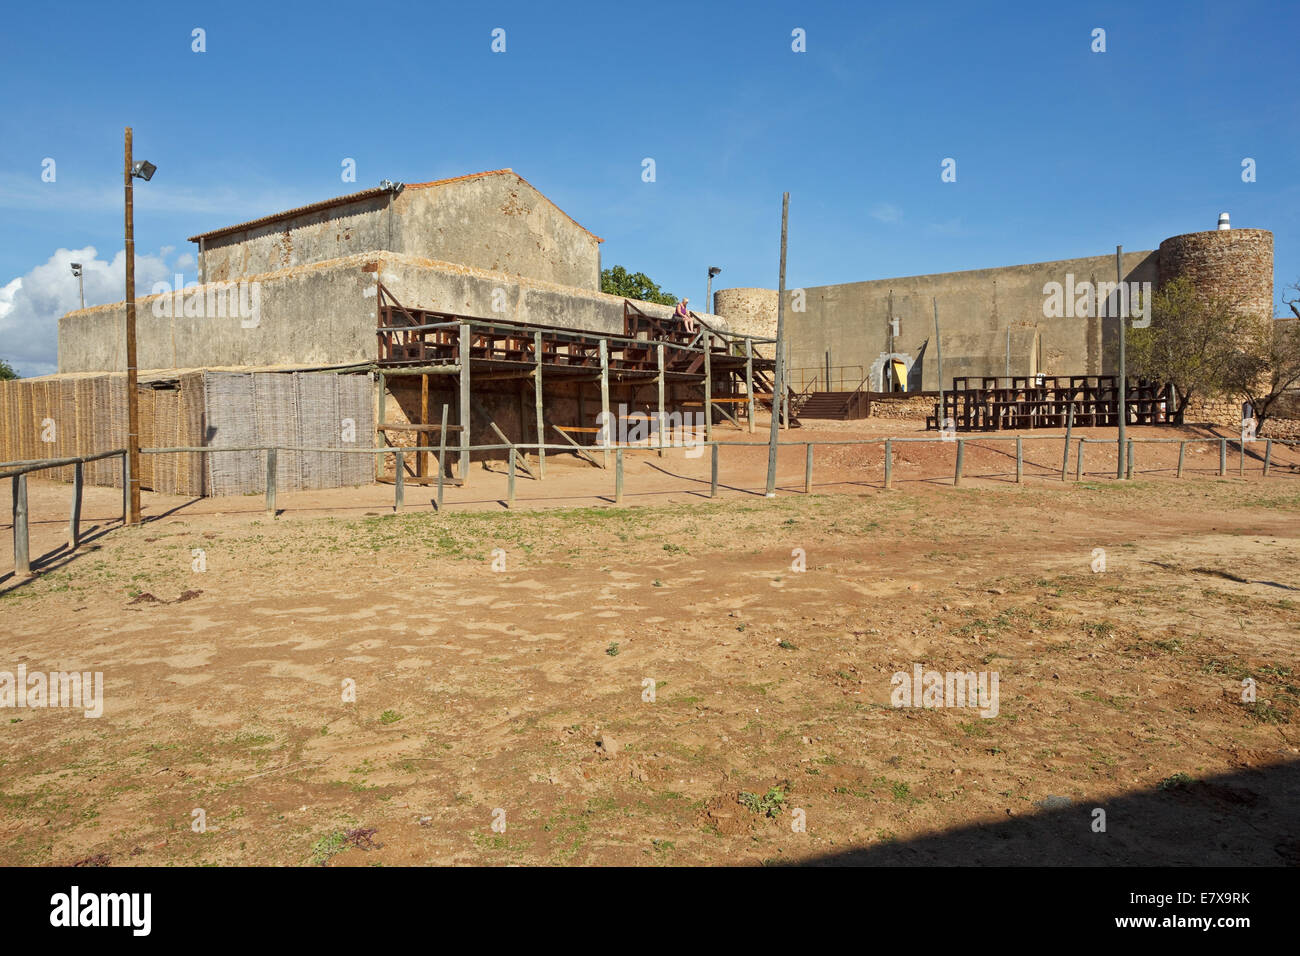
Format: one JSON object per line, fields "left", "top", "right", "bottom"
{"left": 1, "top": 419, "right": 1298, "bottom": 866}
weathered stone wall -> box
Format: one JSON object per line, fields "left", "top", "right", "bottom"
{"left": 1157, "top": 229, "right": 1273, "bottom": 320}
{"left": 58, "top": 251, "right": 728, "bottom": 374}
{"left": 714, "top": 288, "right": 778, "bottom": 341}
{"left": 196, "top": 171, "right": 602, "bottom": 292}
{"left": 868, "top": 394, "right": 933, "bottom": 421}
{"left": 722, "top": 251, "right": 1160, "bottom": 393}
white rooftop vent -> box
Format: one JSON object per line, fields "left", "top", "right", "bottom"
{"left": 1217, "top": 212, "right": 1231, "bottom": 230}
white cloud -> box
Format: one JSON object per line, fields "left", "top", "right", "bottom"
{"left": 0, "top": 246, "right": 181, "bottom": 377}
{"left": 871, "top": 203, "right": 903, "bottom": 224}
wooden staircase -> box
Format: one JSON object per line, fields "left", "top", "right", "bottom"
{"left": 798, "top": 391, "right": 870, "bottom": 420}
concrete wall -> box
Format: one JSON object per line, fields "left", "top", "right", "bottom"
{"left": 58, "top": 252, "right": 728, "bottom": 374}
{"left": 728, "top": 251, "right": 1159, "bottom": 392}
{"left": 394, "top": 173, "right": 601, "bottom": 291}
{"left": 197, "top": 171, "right": 601, "bottom": 292}
{"left": 200, "top": 194, "right": 392, "bottom": 281}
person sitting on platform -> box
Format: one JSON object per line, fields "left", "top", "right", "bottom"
{"left": 675, "top": 298, "right": 698, "bottom": 336}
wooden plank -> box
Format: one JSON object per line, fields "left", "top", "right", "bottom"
{"left": 552, "top": 424, "right": 602, "bottom": 468}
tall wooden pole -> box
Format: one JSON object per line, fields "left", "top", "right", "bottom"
{"left": 765, "top": 193, "right": 789, "bottom": 497}
{"left": 933, "top": 298, "right": 944, "bottom": 431}
{"left": 1116, "top": 244, "right": 1127, "bottom": 479}
{"left": 124, "top": 127, "right": 141, "bottom": 525}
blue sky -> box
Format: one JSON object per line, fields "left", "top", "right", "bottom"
{"left": 1, "top": 0, "right": 1296, "bottom": 375}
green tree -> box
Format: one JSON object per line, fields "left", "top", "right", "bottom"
{"left": 600, "top": 265, "right": 678, "bottom": 306}
{"left": 0, "top": 359, "right": 18, "bottom": 381}
{"left": 1222, "top": 314, "right": 1300, "bottom": 433}
{"left": 1126, "top": 276, "right": 1249, "bottom": 423}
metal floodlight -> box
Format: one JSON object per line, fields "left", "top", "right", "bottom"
{"left": 708, "top": 266, "right": 721, "bottom": 278}
{"left": 131, "top": 159, "right": 157, "bottom": 181}
{"left": 70, "top": 262, "right": 82, "bottom": 276}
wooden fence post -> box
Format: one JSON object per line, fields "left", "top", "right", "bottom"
{"left": 395, "top": 450, "right": 404, "bottom": 510}
{"left": 710, "top": 443, "right": 719, "bottom": 498}
{"left": 265, "top": 448, "right": 277, "bottom": 518}
{"left": 12, "top": 475, "right": 30, "bottom": 576}
{"left": 69, "top": 459, "right": 83, "bottom": 550}
{"left": 614, "top": 447, "right": 624, "bottom": 504}
{"left": 804, "top": 443, "right": 813, "bottom": 493}
{"left": 954, "top": 439, "right": 965, "bottom": 487}
{"left": 884, "top": 439, "right": 893, "bottom": 490}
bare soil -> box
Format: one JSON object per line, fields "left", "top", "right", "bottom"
{"left": 1, "top": 419, "right": 1297, "bottom": 866}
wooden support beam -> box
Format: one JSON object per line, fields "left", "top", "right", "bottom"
{"left": 703, "top": 331, "right": 712, "bottom": 443}
{"left": 418, "top": 374, "right": 429, "bottom": 478}
{"left": 471, "top": 397, "right": 535, "bottom": 479}
{"left": 459, "top": 324, "right": 471, "bottom": 485}
{"left": 437, "top": 403, "right": 448, "bottom": 510}
{"left": 376, "top": 370, "right": 386, "bottom": 483}
{"left": 657, "top": 343, "right": 666, "bottom": 459}
{"left": 745, "top": 338, "right": 755, "bottom": 435}
{"left": 534, "top": 331, "right": 546, "bottom": 479}
{"left": 599, "top": 339, "right": 611, "bottom": 469}
{"left": 551, "top": 424, "right": 602, "bottom": 468}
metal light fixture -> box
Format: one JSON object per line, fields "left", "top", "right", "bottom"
{"left": 705, "top": 266, "right": 722, "bottom": 316}
{"left": 131, "top": 159, "right": 157, "bottom": 181}
{"left": 71, "top": 262, "right": 84, "bottom": 309}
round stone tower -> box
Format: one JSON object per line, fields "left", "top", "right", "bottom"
{"left": 712, "top": 287, "right": 779, "bottom": 340}
{"left": 1157, "top": 223, "right": 1273, "bottom": 320}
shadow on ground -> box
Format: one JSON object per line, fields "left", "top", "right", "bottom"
{"left": 794, "top": 760, "right": 1300, "bottom": 866}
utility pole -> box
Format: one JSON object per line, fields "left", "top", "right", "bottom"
{"left": 765, "top": 193, "right": 789, "bottom": 497}
{"left": 124, "top": 127, "right": 141, "bottom": 525}
{"left": 1116, "top": 244, "right": 1126, "bottom": 479}
{"left": 120, "top": 131, "right": 157, "bottom": 525}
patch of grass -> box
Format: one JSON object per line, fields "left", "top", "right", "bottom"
{"left": 605, "top": 642, "right": 620, "bottom": 657}
{"left": 379, "top": 710, "right": 402, "bottom": 725}
{"left": 738, "top": 786, "right": 788, "bottom": 818}
{"left": 1158, "top": 772, "right": 1193, "bottom": 791}
{"left": 308, "top": 830, "right": 347, "bottom": 866}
